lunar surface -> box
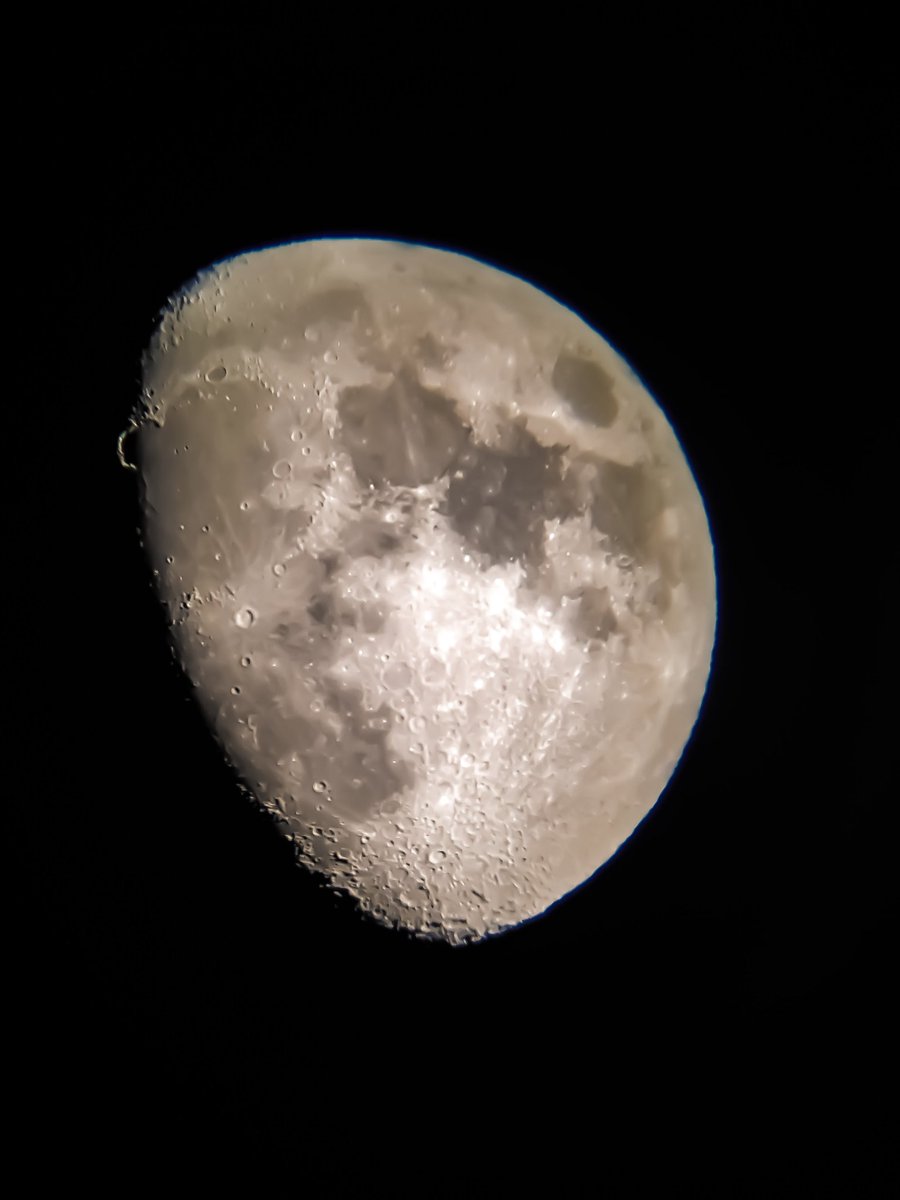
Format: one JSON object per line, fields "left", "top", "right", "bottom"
{"left": 123, "top": 238, "right": 717, "bottom": 942}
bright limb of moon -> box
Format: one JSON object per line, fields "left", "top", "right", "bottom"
{"left": 126, "top": 238, "right": 716, "bottom": 943}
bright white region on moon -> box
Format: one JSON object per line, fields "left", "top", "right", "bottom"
{"left": 124, "top": 238, "right": 717, "bottom": 943}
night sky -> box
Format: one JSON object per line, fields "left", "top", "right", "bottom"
{"left": 13, "top": 13, "right": 893, "bottom": 1191}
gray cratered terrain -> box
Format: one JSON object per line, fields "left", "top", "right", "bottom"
{"left": 124, "top": 238, "right": 717, "bottom": 942}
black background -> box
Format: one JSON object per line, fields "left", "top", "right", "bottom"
{"left": 13, "top": 11, "right": 894, "bottom": 1191}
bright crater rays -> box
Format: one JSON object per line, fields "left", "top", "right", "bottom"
{"left": 125, "top": 238, "right": 717, "bottom": 942}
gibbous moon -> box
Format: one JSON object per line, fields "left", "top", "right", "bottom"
{"left": 124, "top": 238, "right": 716, "bottom": 942}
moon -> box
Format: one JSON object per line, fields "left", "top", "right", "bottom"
{"left": 123, "top": 238, "right": 717, "bottom": 942}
